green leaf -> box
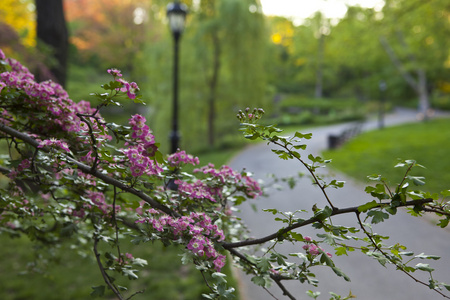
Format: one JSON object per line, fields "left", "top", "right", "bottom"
{"left": 335, "top": 247, "right": 348, "bottom": 256}
{"left": 132, "top": 258, "right": 148, "bottom": 267}
{"left": 367, "top": 210, "right": 389, "bottom": 224}
{"left": 441, "top": 190, "right": 450, "bottom": 197}
{"left": 263, "top": 208, "right": 279, "bottom": 215}
{"left": 442, "top": 283, "right": 450, "bottom": 292}
{"left": 415, "top": 253, "right": 440, "bottom": 260}
{"left": 328, "top": 180, "right": 345, "bottom": 189}
{"left": 272, "top": 149, "right": 292, "bottom": 160}
{"left": 294, "top": 132, "right": 312, "bottom": 140}
{"left": 256, "top": 258, "right": 271, "bottom": 272}
{"left": 212, "top": 272, "right": 228, "bottom": 284}
{"left": 293, "top": 144, "right": 307, "bottom": 150}
{"left": 415, "top": 263, "right": 434, "bottom": 272}
{"left": 407, "top": 176, "right": 426, "bottom": 186}
{"left": 317, "top": 233, "right": 341, "bottom": 245}
{"left": 90, "top": 285, "right": 105, "bottom": 297}
{"left": 61, "top": 222, "right": 78, "bottom": 237}
{"left": 308, "top": 154, "right": 323, "bottom": 163}
{"left": 290, "top": 232, "right": 303, "bottom": 242}
{"left": 123, "top": 268, "right": 139, "bottom": 280}
{"left": 385, "top": 203, "right": 397, "bottom": 215}
{"left": 306, "top": 290, "right": 321, "bottom": 299}
{"left": 331, "top": 266, "right": 351, "bottom": 281}
{"left": 314, "top": 206, "right": 333, "bottom": 221}
{"left": 320, "top": 253, "right": 335, "bottom": 267}
{"left": 251, "top": 276, "right": 266, "bottom": 286}
{"left": 271, "top": 252, "right": 288, "bottom": 266}
{"left": 358, "top": 200, "right": 379, "bottom": 212}
{"left": 437, "top": 217, "right": 449, "bottom": 228}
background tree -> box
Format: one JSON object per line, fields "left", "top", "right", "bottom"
{"left": 35, "top": 0, "right": 69, "bottom": 86}
{"left": 65, "top": 0, "right": 151, "bottom": 74}
{"left": 136, "top": 0, "right": 269, "bottom": 153}
{"left": 326, "top": 6, "right": 388, "bottom": 101}
{"left": 379, "top": 0, "right": 449, "bottom": 117}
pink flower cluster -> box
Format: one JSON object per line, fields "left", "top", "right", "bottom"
{"left": 136, "top": 210, "right": 226, "bottom": 271}
{"left": 194, "top": 164, "right": 262, "bottom": 199}
{"left": 167, "top": 150, "right": 200, "bottom": 166}
{"left": 302, "top": 236, "right": 332, "bottom": 258}
{"left": 116, "top": 252, "right": 134, "bottom": 265}
{"left": 107, "top": 68, "right": 139, "bottom": 99}
{"left": 123, "top": 114, "right": 162, "bottom": 177}
{"left": 0, "top": 53, "right": 113, "bottom": 146}
{"left": 72, "top": 190, "right": 121, "bottom": 218}
{"left": 38, "top": 138, "right": 71, "bottom": 153}
{"left": 175, "top": 179, "right": 218, "bottom": 202}
{"left": 8, "top": 159, "right": 32, "bottom": 180}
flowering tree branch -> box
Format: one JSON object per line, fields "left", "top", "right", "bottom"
{"left": 1, "top": 50, "right": 449, "bottom": 300}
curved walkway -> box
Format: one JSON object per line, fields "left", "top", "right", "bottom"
{"left": 229, "top": 108, "right": 450, "bottom": 300}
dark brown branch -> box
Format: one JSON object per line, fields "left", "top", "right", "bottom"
{"left": 273, "top": 278, "right": 296, "bottom": 300}
{"left": 222, "top": 198, "right": 433, "bottom": 249}
{"left": 0, "top": 122, "right": 180, "bottom": 218}
{"left": 93, "top": 236, "right": 124, "bottom": 300}
{"left": 422, "top": 207, "right": 450, "bottom": 217}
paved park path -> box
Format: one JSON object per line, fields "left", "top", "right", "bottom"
{"left": 229, "top": 108, "right": 450, "bottom": 300}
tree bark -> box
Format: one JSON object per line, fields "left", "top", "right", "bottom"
{"left": 207, "top": 32, "right": 221, "bottom": 148}
{"left": 36, "top": 0, "right": 69, "bottom": 87}
{"left": 315, "top": 33, "right": 324, "bottom": 99}
{"left": 379, "top": 35, "right": 430, "bottom": 117}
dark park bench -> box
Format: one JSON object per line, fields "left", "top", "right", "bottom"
{"left": 327, "top": 121, "right": 364, "bottom": 149}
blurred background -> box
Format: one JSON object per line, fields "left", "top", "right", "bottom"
{"left": 1, "top": 0, "right": 448, "bottom": 155}
{"left": 0, "top": 1, "right": 449, "bottom": 299}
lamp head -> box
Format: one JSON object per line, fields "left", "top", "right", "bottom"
{"left": 167, "top": 2, "right": 188, "bottom": 36}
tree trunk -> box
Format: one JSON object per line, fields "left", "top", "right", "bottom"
{"left": 315, "top": 33, "right": 324, "bottom": 99}
{"left": 417, "top": 69, "right": 430, "bottom": 118}
{"left": 207, "top": 32, "right": 221, "bottom": 148}
{"left": 379, "top": 35, "right": 430, "bottom": 118}
{"left": 36, "top": 0, "right": 68, "bottom": 87}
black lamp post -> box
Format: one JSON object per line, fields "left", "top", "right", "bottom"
{"left": 167, "top": 2, "right": 188, "bottom": 153}
{"left": 378, "top": 80, "right": 387, "bottom": 129}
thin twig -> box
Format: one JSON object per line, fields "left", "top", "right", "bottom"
{"left": 355, "top": 213, "right": 450, "bottom": 299}
{"left": 222, "top": 198, "right": 433, "bottom": 249}
{"left": 93, "top": 236, "right": 124, "bottom": 300}
{"left": 112, "top": 186, "right": 122, "bottom": 260}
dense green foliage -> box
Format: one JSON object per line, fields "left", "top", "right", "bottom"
{"left": 0, "top": 146, "right": 239, "bottom": 300}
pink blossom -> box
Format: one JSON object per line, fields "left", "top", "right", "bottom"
{"left": 213, "top": 255, "right": 226, "bottom": 272}
{"left": 187, "top": 236, "right": 206, "bottom": 255}
{"left": 167, "top": 150, "right": 200, "bottom": 166}
{"left": 107, "top": 68, "right": 122, "bottom": 77}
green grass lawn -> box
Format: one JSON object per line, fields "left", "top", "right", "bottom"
{"left": 323, "top": 118, "right": 450, "bottom": 193}
{"left": 0, "top": 234, "right": 217, "bottom": 300}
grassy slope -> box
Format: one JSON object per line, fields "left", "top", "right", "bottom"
{"left": 323, "top": 118, "right": 450, "bottom": 193}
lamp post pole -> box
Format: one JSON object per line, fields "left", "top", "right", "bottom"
{"left": 167, "top": 2, "right": 187, "bottom": 154}
{"left": 170, "top": 31, "right": 181, "bottom": 153}
{"left": 378, "top": 80, "right": 387, "bottom": 129}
